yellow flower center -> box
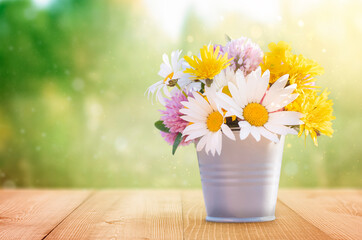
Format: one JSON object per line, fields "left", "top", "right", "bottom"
{"left": 243, "top": 103, "right": 269, "bottom": 127}
{"left": 206, "top": 111, "right": 223, "bottom": 132}
{"left": 222, "top": 86, "right": 232, "bottom": 97}
{"left": 163, "top": 72, "right": 174, "bottom": 83}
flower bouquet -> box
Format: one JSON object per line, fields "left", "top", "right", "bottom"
{"left": 147, "top": 36, "right": 335, "bottom": 222}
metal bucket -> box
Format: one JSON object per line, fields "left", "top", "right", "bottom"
{"left": 197, "top": 131, "right": 285, "bottom": 222}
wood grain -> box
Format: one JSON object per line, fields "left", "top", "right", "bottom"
{"left": 181, "top": 190, "right": 333, "bottom": 240}
{"left": 0, "top": 189, "right": 91, "bottom": 240}
{"left": 279, "top": 189, "right": 362, "bottom": 240}
{"left": 0, "top": 189, "right": 360, "bottom": 240}
{"left": 44, "top": 190, "right": 184, "bottom": 240}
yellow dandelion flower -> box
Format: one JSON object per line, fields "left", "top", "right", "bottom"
{"left": 286, "top": 89, "right": 335, "bottom": 146}
{"left": 184, "top": 45, "right": 232, "bottom": 81}
{"left": 260, "top": 41, "right": 324, "bottom": 93}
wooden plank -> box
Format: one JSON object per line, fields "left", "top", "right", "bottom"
{"left": 44, "top": 190, "right": 183, "bottom": 240}
{"left": 0, "top": 189, "right": 91, "bottom": 240}
{"left": 182, "top": 190, "right": 333, "bottom": 240}
{"left": 278, "top": 189, "right": 362, "bottom": 240}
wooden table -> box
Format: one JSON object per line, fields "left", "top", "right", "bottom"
{"left": 0, "top": 189, "right": 360, "bottom": 240}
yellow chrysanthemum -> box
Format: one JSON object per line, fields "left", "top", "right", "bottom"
{"left": 184, "top": 45, "right": 232, "bottom": 81}
{"left": 286, "top": 89, "right": 335, "bottom": 146}
{"left": 260, "top": 41, "right": 324, "bottom": 93}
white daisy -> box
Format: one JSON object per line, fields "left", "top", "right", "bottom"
{"left": 180, "top": 88, "right": 235, "bottom": 156}
{"left": 177, "top": 64, "right": 202, "bottom": 93}
{"left": 211, "top": 67, "right": 236, "bottom": 94}
{"left": 146, "top": 50, "right": 192, "bottom": 104}
{"left": 216, "top": 67, "right": 303, "bottom": 143}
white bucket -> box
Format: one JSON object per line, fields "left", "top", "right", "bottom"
{"left": 197, "top": 131, "right": 285, "bottom": 222}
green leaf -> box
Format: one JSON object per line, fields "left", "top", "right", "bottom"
{"left": 172, "top": 133, "right": 182, "bottom": 155}
{"left": 154, "top": 120, "right": 170, "bottom": 133}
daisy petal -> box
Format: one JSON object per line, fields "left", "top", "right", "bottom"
{"left": 229, "top": 108, "right": 244, "bottom": 119}
{"left": 180, "top": 115, "right": 204, "bottom": 123}
{"left": 163, "top": 85, "right": 171, "bottom": 98}
{"left": 179, "top": 107, "right": 208, "bottom": 118}
{"left": 264, "top": 123, "right": 298, "bottom": 135}
{"left": 162, "top": 53, "right": 172, "bottom": 70}
{"left": 205, "top": 132, "right": 213, "bottom": 155}
{"left": 193, "top": 92, "right": 213, "bottom": 111}
{"left": 266, "top": 93, "right": 299, "bottom": 112}
{"left": 182, "top": 100, "right": 209, "bottom": 116}
{"left": 269, "top": 111, "right": 303, "bottom": 125}
{"left": 228, "top": 82, "right": 246, "bottom": 107}
{"left": 246, "top": 72, "right": 258, "bottom": 102}
{"left": 216, "top": 92, "right": 242, "bottom": 115}
{"left": 185, "top": 129, "right": 208, "bottom": 141}
{"left": 238, "top": 121, "right": 250, "bottom": 128}
{"left": 259, "top": 127, "right": 279, "bottom": 143}
{"left": 235, "top": 70, "right": 247, "bottom": 93}
{"left": 214, "top": 131, "right": 221, "bottom": 155}
{"left": 250, "top": 126, "right": 261, "bottom": 141}
{"left": 183, "top": 122, "right": 206, "bottom": 133}
{"left": 205, "top": 88, "right": 218, "bottom": 110}
{"left": 255, "top": 70, "right": 270, "bottom": 102}
{"left": 221, "top": 124, "right": 235, "bottom": 140}
{"left": 254, "top": 67, "right": 262, "bottom": 77}
{"left": 196, "top": 135, "right": 207, "bottom": 151}
{"left": 157, "top": 88, "right": 166, "bottom": 105}
{"left": 188, "top": 96, "right": 212, "bottom": 113}
{"left": 269, "top": 74, "right": 289, "bottom": 91}
{"left": 238, "top": 121, "right": 251, "bottom": 140}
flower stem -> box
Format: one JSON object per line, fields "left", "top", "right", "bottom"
{"left": 200, "top": 82, "right": 205, "bottom": 94}
{"left": 175, "top": 83, "right": 188, "bottom": 98}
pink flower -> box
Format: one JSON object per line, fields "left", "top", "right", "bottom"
{"left": 222, "top": 37, "right": 263, "bottom": 75}
{"left": 159, "top": 90, "right": 191, "bottom": 146}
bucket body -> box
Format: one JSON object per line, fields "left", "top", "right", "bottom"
{"left": 197, "top": 131, "right": 285, "bottom": 222}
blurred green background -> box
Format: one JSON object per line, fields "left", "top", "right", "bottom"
{"left": 0, "top": 0, "right": 361, "bottom": 188}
